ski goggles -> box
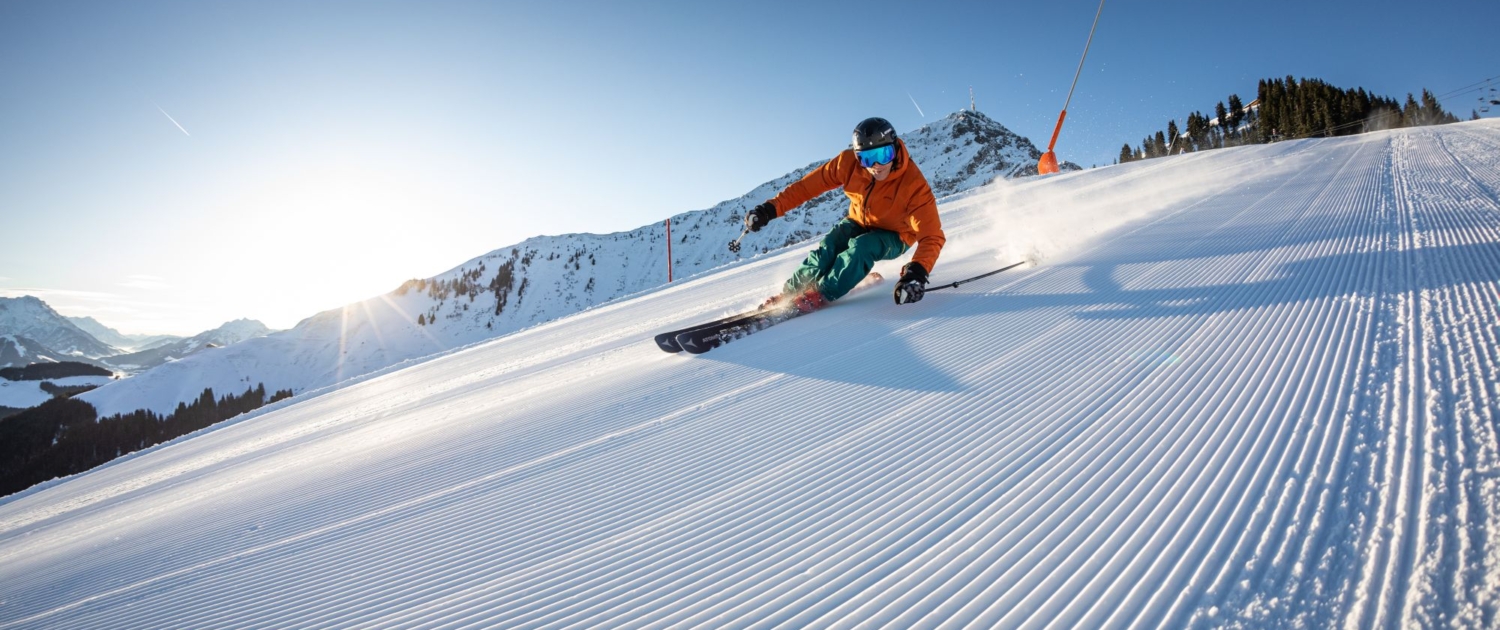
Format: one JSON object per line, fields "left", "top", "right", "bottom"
{"left": 856, "top": 144, "right": 896, "bottom": 168}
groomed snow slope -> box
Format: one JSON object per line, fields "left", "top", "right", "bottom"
{"left": 1, "top": 121, "right": 1498, "bottom": 629}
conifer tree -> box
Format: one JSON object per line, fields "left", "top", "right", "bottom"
{"left": 1226, "top": 94, "right": 1245, "bottom": 140}
{"left": 1419, "top": 89, "right": 1439, "bottom": 126}
{"left": 1187, "top": 111, "right": 1208, "bottom": 150}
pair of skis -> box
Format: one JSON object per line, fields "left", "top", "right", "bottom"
{"left": 654, "top": 304, "right": 805, "bottom": 354}
{"left": 654, "top": 260, "right": 1029, "bottom": 355}
{"left": 655, "top": 273, "right": 884, "bottom": 354}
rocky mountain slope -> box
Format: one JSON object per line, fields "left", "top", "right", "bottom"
{"left": 0, "top": 298, "right": 119, "bottom": 365}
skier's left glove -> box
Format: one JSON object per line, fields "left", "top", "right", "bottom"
{"left": 894, "top": 262, "right": 928, "bottom": 305}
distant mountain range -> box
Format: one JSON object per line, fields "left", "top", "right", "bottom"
{"left": 75, "top": 110, "right": 1078, "bottom": 417}
{"left": 66, "top": 316, "right": 182, "bottom": 352}
{"left": 100, "top": 319, "right": 272, "bottom": 372}
{"left": 0, "top": 297, "right": 120, "bottom": 362}
{"left": 0, "top": 297, "right": 272, "bottom": 375}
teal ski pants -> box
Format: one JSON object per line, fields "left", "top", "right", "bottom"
{"left": 784, "top": 218, "right": 908, "bottom": 300}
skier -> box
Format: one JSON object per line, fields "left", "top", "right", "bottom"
{"left": 743, "top": 116, "right": 945, "bottom": 311}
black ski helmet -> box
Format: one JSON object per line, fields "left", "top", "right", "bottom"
{"left": 852, "top": 117, "right": 897, "bottom": 151}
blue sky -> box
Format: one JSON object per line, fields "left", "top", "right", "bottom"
{"left": 2, "top": 0, "right": 1495, "bottom": 335}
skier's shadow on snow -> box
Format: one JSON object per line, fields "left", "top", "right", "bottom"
{"left": 957, "top": 241, "right": 1500, "bottom": 323}
{"left": 691, "top": 293, "right": 967, "bottom": 393}
{"left": 685, "top": 242, "right": 1497, "bottom": 391}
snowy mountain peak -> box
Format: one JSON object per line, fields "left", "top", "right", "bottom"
{"left": 902, "top": 109, "right": 1081, "bottom": 195}
{"left": 0, "top": 297, "right": 119, "bottom": 364}
{"left": 205, "top": 318, "right": 273, "bottom": 343}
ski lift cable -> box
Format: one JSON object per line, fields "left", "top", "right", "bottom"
{"left": 1276, "top": 95, "right": 1466, "bottom": 142}
{"left": 1435, "top": 74, "right": 1500, "bottom": 99}
{"left": 1279, "top": 110, "right": 1411, "bottom": 141}
{"left": 1284, "top": 74, "right": 1497, "bottom": 137}
{"left": 1433, "top": 73, "right": 1500, "bottom": 101}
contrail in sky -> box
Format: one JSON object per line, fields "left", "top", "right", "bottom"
{"left": 907, "top": 92, "right": 925, "bottom": 118}
{"left": 153, "top": 101, "right": 191, "bottom": 136}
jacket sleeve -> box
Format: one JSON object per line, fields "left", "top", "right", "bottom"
{"left": 906, "top": 180, "right": 946, "bottom": 273}
{"left": 768, "top": 151, "right": 853, "bottom": 216}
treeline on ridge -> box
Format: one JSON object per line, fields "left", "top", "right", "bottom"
{"left": 1119, "top": 75, "right": 1465, "bottom": 163}
{"left": 0, "top": 361, "right": 112, "bottom": 381}
{"left": 0, "top": 383, "right": 293, "bottom": 498}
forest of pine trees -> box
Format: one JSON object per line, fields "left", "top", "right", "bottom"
{"left": 1119, "top": 76, "right": 1462, "bottom": 164}
{"left": 0, "top": 361, "right": 112, "bottom": 381}
{"left": 0, "top": 383, "right": 294, "bottom": 497}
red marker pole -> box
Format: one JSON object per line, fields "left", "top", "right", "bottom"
{"left": 665, "top": 218, "right": 673, "bottom": 283}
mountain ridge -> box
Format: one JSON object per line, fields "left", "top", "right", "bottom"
{"left": 100, "top": 318, "right": 273, "bottom": 373}
{"left": 0, "top": 295, "right": 273, "bottom": 375}
{"left": 65, "top": 316, "right": 183, "bottom": 352}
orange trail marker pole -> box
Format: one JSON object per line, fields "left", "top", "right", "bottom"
{"left": 1039, "top": 0, "right": 1106, "bottom": 175}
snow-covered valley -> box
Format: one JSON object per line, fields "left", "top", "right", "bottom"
{"left": 0, "top": 120, "right": 1497, "bottom": 628}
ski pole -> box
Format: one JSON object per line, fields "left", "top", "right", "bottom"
{"left": 727, "top": 226, "right": 750, "bottom": 254}
{"left": 926, "top": 260, "right": 1028, "bottom": 292}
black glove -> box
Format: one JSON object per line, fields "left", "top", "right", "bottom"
{"left": 745, "top": 202, "right": 776, "bottom": 232}
{"left": 894, "top": 262, "right": 928, "bottom": 305}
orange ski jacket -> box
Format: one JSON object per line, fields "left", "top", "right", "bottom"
{"left": 767, "top": 139, "right": 946, "bottom": 272}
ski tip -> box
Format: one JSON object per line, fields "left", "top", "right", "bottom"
{"left": 654, "top": 332, "right": 684, "bottom": 353}
{"left": 655, "top": 339, "right": 683, "bottom": 353}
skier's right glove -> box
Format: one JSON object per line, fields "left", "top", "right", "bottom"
{"left": 745, "top": 202, "right": 776, "bottom": 232}
{"left": 894, "top": 262, "right": 928, "bottom": 305}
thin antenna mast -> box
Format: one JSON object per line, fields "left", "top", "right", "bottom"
{"left": 970, "top": 86, "right": 976, "bottom": 112}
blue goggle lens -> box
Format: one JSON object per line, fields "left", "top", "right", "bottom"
{"left": 856, "top": 144, "right": 896, "bottom": 168}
